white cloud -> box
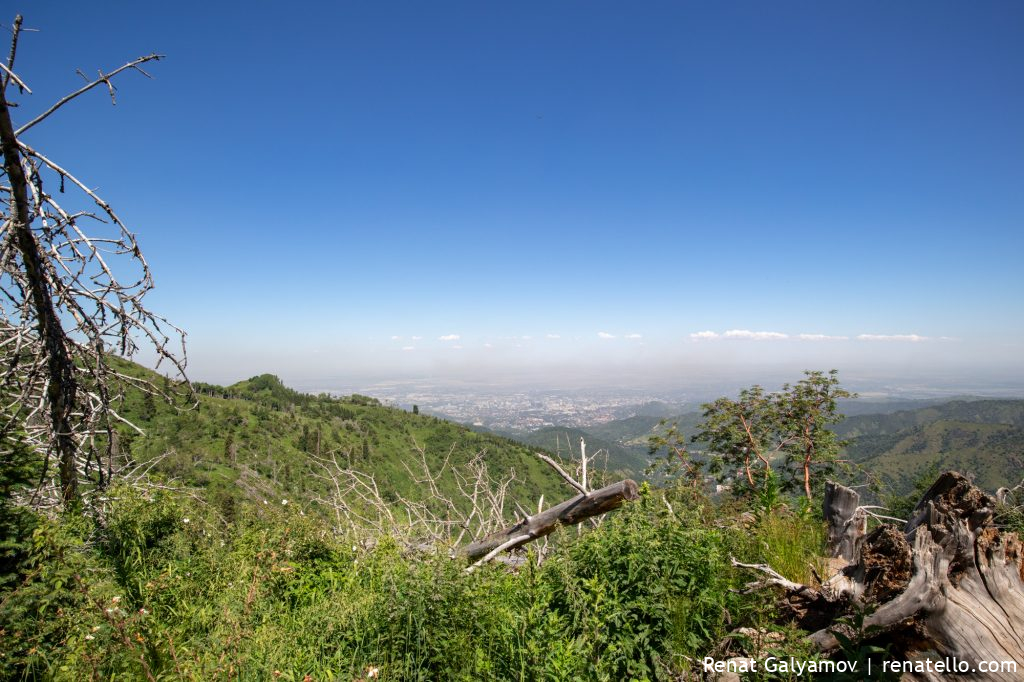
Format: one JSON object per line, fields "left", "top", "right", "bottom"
{"left": 411, "top": 336, "right": 423, "bottom": 341}
{"left": 689, "top": 331, "right": 720, "bottom": 340}
{"left": 390, "top": 335, "right": 401, "bottom": 341}
{"left": 625, "top": 333, "right": 642, "bottom": 340}
{"left": 797, "top": 333, "right": 849, "bottom": 341}
{"left": 438, "top": 334, "right": 460, "bottom": 341}
{"left": 452, "top": 345, "right": 463, "bottom": 350}
{"left": 597, "top": 331, "right": 616, "bottom": 339}
{"left": 546, "top": 334, "right": 561, "bottom": 339}
{"left": 724, "top": 329, "right": 789, "bottom": 340}
{"left": 483, "top": 342, "right": 493, "bottom": 348}
{"left": 856, "top": 334, "right": 928, "bottom": 342}
{"left": 401, "top": 346, "right": 415, "bottom": 351}
{"left": 521, "top": 335, "right": 533, "bottom": 340}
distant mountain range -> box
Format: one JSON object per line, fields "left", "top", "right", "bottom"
{"left": 837, "top": 399, "right": 1024, "bottom": 493}
{"left": 129, "top": 357, "right": 1023, "bottom": 503}
{"left": 490, "top": 397, "right": 1024, "bottom": 493}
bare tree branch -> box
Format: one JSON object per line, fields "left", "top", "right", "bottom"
{"left": 15, "top": 54, "right": 163, "bottom": 136}
{"left": 1, "top": 15, "right": 187, "bottom": 510}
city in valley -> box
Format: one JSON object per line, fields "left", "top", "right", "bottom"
{"left": 349, "top": 385, "right": 680, "bottom": 433}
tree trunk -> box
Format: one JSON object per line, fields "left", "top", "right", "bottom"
{"left": 0, "top": 55, "right": 80, "bottom": 506}
{"left": 823, "top": 481, "right": 866, "bottom": 562}
{"left": 461, "top": 479, "right": 639, "bottom": 562}
{"left": 738, "top": 472, "right": 1024, "bottom": 680}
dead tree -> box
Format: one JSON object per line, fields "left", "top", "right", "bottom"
{"left": 461, "top": 478, "right": 638, "bottom": 565}
{"left": 734, "top": 472, "right": 1024, "bottom": 680}
{"left": 1, "top": 15, "right": 187, "bottom": 509}
{"left": 310, "top": 437, "right": 639, "bottom": 569}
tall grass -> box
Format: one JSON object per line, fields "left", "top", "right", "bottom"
{"left": 1, "top": 483, "right": 830, "bottom": 680}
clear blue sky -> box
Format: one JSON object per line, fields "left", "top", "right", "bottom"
{"left": 12, "top": 1, "right": 1024, "bottom": 388}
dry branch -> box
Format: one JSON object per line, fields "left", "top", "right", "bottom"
{"left": 461, "top": 479, "right": 639, "bottom": 562}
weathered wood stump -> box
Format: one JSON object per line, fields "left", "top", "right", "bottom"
{"left": 740, "top": 472, "right": 1024, "bottom": 681}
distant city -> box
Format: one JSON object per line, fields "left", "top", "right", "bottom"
{"left": 312, "top": 374, "right": 1024, "bottom": 434}
{"left": 356, "top": 386, "right": 679, "bottom": 433}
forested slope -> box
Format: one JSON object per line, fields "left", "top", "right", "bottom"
{"left": 108, "top": 358, "right": 568, "bottom": 522}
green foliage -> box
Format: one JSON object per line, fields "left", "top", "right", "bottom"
{"left": 695, "top": 383, "right": 779, "bottom": 494}
{"left": 740, "top": 510, "right": 827, "bottom": 587}
{"left": 776, "top": 370, "right": 853, "bottom": 499}
{"left": 754, "top": 469, "right": 782, "bottom": 518}
{"left": 995, "top": 482, "right": 1024, "bottom": 535}
{"left": 0, "top": 432, "right": 40, "bottom": 590}
{"left": 1, "top": 478, "right": 799, "bottom": 680}
{"left": 531, "top": 489, "right": 740, "bottom": 679}
{"left": 828, "top": 604, "right": 902, "bottom": 682}
{"left": 646, "top": 419, "right": 705, "bottom": 488}
{"left": 847, "top": 419, "right": 1024, "bottom": 496}
{"left": 651, "top": 370, "right": 853, "bottom": 503}
{"left": 0, "top": 363, "right": 897, "bottom": 679}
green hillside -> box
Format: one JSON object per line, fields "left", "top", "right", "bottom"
{"left": 585, "top": 414, "right": 665, "bottom": 444}
{"left": 834, "top": 400, "right": 1024, "bottom": 495}
{"left": 108, "top": 358, "right": 569, "bottom": 521}
{"left": 835, "top": 399, "right": 1024, "bottom": 438}
{"left": 846, "top": 419, "right": 1024, "bottom": 494}
{"left": 3, "top": 360, "right": 836, "bottom": 680}
{"left": 514, "top": 425, "right": 648, "bottom": 475}
{"left": 7, "top": 362, "right": 1021, "bottom": 679}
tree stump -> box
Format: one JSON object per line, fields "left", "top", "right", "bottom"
{"left": 739, "top": 472, "right": 1024, "bottom": 680}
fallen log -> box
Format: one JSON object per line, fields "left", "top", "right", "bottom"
{"left": 461, "top": 478, "right": 639, "bottom": 563}
{"left": 736, "top": 472, "right": 1024, "bottom": 681}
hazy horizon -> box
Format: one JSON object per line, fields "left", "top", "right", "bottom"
{"left": 21, "top": 2, "right": 1023, "bottom": 392}
{"left": 174, "top": 352, "right": 1024, "bottom": 403}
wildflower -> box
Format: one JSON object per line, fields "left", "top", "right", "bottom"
{"left": 111, "top": 596, "right": 121, "bottom": 604}
{"left": 91, "top": 626, "right": 101, "bottom": 632}
{"left": 281, "top": 499, "right": 288, "bottom": 505}
{"left": 84, "top": 634, "right": 94, "bottom": 641}
{"left": 366, "top": 666, "right": 380, "bottom": 679}
{"left": 182, "top": 517, "right": 190, "bottom": 524}
{"left": 139, "top": 608, "right": 149, "bottom": 615}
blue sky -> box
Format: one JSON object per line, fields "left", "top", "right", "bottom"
{"left": 11, "top": 2, "right": 1024, "bottom": 388}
